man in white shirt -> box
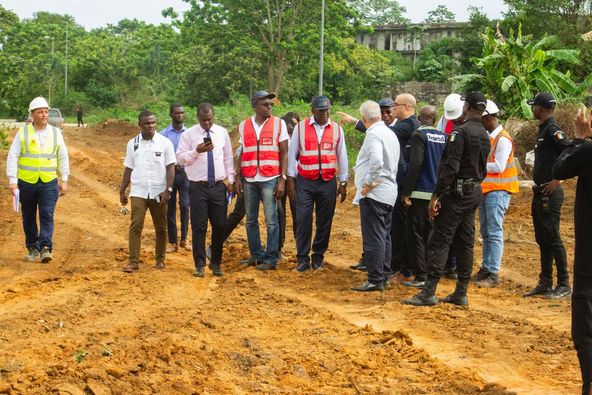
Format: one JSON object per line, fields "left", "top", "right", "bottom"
{"left": 235, "top": 90, "right": 289, "bottom": 270}
{"left": 473, "top": 100, "right": 519, "bottom": 288}
{"left": 286, "top": 96, "right": 348, "bottom": 271}
{"left": 6, "top": 96, "right": 69, "bottom": 263}
{"left": 119, "top": 110, "right": 176, "bottom": 273}
{"left": 177, "top": 103, "right": 234, "bottom": 277}
{"left": 351, "top": 100, "right": 400, "bottom": 292}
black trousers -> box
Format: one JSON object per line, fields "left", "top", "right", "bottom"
{"left": 532, "top": 187, "right": 569, "bottom": 286}
{"left": 223, "top": 190, "right": 245, "bottom": 242}
{"left": 278, "top": 193, "right": 298, "bottom": 252}
{"left": 295, "top": 177, "right": 336, "bottom": 265}
{"left": 406, "top": 198, "right": 431, "bottom": 281}
{"left": 573, "top": 274, "right": 592, "bottom": 395}
{"left": 189, "top": 181, "right": 227, "bottom": 267}
{"left": 426, "top": 188, "right": 481, "bottom": 281}
{"left": 360, "top": 197, "right": 393, "bottom": 284}
{"left": 391, "top": 191, "right": 409, "bottom": 276}
{"left": 167, "top": 168, "right": 190, "bottom": 244}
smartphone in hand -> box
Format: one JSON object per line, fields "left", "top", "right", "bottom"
{"left": 203, "top": 137, "right": 212, "bottom": 145}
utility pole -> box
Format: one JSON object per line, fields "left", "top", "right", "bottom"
{"left": 318, "top": 0, "right": 325, "bottom": 96}
{"left": 65, "top": 25, "right": 68, "bottom": 96}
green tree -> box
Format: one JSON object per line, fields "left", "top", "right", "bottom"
{"left": 349, "top": 0, "right": 409, "bottom": 25}
{"left": 424, "top": 5, "right": 456, "bottom": 23}
{"left": 455, "top": 25, "right": 591, "bottom": 118}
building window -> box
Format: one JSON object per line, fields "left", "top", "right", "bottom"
{"left": 385, "top": 34, "right": 391, "bottom": 50}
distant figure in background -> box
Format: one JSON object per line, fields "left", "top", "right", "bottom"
{"left": 161, "top": 104, "right": 191, "bottom": 253}
{"left": 119, "top": 110, "right": 176, "bottom": 273}
{"left": 278, "top": 111, "right": 300, "bottom": 257}
{"left": 74, "top": 104, "right": 84, "bottom": 128}
{"left": 7, "top": 96, "right": 70, "bottom": 263}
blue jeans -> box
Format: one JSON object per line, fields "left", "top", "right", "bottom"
{"left": 479, "top": 190, "right": 511, "bottom": 274}
{"left": 18, "top": 178, "right": 59, "bottom": 251}
{"left": 243, "top": 178, "right": 279, "bottom": 265}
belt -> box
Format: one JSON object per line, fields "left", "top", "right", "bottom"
{"left": 192, "top": 180, "right": 224, "bottom": 187}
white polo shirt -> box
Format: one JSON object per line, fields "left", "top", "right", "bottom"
{"left": 123, "top": 132, "right": 176, "bottom": 199}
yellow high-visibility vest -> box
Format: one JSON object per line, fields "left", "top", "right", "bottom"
{"left": 17, "top": 124, "right": 60, "bottom": 183}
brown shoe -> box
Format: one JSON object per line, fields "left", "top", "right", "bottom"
{"left": 166, "top": 243, "right": 178, "bottom": 253}
{"left": 391, "top": 272, "right": 414, "bottom": 284}
{"left": 179, "top": 239, "right": 192, "bottom": 251}
{"left": 154, "top": 261, "right": 165, "bottom": 269}
{"left": 123, "top": 262, "right": 139, "bottom": 273}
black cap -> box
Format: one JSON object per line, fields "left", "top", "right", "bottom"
{"left": 462, "top": 92, "right": 487, "bottom": 110}
{"left": 527, "top": 92, "right": 556, "bottom": 108}
{"left": 311, "top": 95, "right": 332, "bottom": 110}
{"left": 378, "top": 97, "right": 395, "bottom": 107}
{"left": 250, "top": 90, "right": 276, "bottom": 103}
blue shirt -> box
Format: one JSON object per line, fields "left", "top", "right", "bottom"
{"left": 160, "top": 123, "right": 187, "bottom": 153}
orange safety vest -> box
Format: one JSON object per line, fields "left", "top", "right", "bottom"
{"left": 481, "top": 129, "right": 519, "bottom": 194}
{"left": 239, "top": 116, "right": 281, "bottom": 178}
{"left": 296, "top": 119, "right": 340, "bottom": 181}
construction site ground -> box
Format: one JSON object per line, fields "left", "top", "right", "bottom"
{"left": 0, "top": 122, "right": 580, "bottom": 394}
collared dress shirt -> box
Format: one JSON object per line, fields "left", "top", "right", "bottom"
{"left": 123, "top": 132, "right": 176, "bottom": 199}
{"left": 238, "top": 116, "right": 289, "bottom": 182}
{"left": 287, "top": 116, "right": 349, "bottom": 182}
{"left": 160, "top": 123, "right": 187, "bottom": 153}
{"left": 176, "top": 123, "right": 235, "bottom": 183}
{"left": 353, "top": 121, "right": 400, "bottom": 206}
{"left": 7, "top": 124, "right": 70, "bottom": 185}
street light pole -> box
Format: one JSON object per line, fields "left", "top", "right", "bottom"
{"left": 318, "top": 0, "right": 325, "bottom": 96}
{"left": 65, "top": 25, "right": 68, "bottom": 96}
{"left": 44, "top": 35, "right": 55, "bottom": 105}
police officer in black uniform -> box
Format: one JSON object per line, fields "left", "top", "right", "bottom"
{"left": 403, "top": 92, "right": 490, "bottom": 307}
{"left": 523, "top": 92, "right": 571, "bottom": 299}
{"left": 553, "top": 108, "right": 592, "bottom": 395}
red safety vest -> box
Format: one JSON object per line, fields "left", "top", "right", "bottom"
{"left": 296, "top": 119, "right": 340, "bottom": 181}
{"left": 239, "top": 116, "right": 281, "bottom": 178}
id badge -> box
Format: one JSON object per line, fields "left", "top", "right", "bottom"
{"left": 322, "top": 142, "right": 333, "bottom": 150}
{"left": 261, "top": 137, "right": 273, "bottom": 145}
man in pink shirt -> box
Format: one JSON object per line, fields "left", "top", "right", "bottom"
{"left": 176, "top": 103, "right": 235, "bottom": 277}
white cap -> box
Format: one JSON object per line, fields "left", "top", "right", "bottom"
{"left": 28, "top": 97, "right": 49, "bottom": 112}
{"left": 443, "top": 93, "right": 463, "bottom": 120}
{"left": 484, "top": 100, "right": 500, "bottom": 116}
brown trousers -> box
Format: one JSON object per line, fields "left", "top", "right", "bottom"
{"left": 129, "top": 197, "right": 167, "bottom": 264}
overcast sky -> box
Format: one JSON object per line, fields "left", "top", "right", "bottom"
{"left": 3, "top": 0, "right": 508, "bottom": 30}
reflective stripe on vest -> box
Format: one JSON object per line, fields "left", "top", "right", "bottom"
{"left": 481, "top": 129, "right": 519, "bottom": 194}
{"left": 296, "top": 119, "right": 339, "bottom": 181}
{"left": 240, "top": 116, "right": 281, "bottom": 178}
{"left": 17, "top": 124, "right": 59, "bottom": 183}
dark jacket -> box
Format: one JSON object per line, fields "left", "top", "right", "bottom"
{"left": 552, "top": 138, "right": 592, "bottom": 281}
{"left": 433, "top": 117, "right": 490, "bottom": 197}
{"left": 534, "top": 116, "right": 569, "bottom": 186}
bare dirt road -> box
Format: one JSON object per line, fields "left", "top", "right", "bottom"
{"left": 0, "top": 123, "right": 579, "bottom": 394}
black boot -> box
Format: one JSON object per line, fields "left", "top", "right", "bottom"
{"left": 402, "top": 276, "right": 439, "bottom": 306}
{"left": 440, "top": 280, "right": 469, "bottom": 306}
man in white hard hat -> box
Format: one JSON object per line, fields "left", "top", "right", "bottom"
{"left": 437, "top": 93, "right": 464, "bottom": 135}
{"left": 6, "top": 97, "right": 70, "bottom": 263}
{"left": 472, "top": 100, "right": 519, "bottom": 288}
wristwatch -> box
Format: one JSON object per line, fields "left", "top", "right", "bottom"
{"left": 167, "top": 187, "right": 173, "bottom": 192}
{"left": 281, "top": 174, "right": 287, "bottom": 181}
{"left": 340, "top": 181, "right": 348, "bottom": 187}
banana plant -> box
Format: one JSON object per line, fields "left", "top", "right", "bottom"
{"left": 453, "top": 24, "right": 591, "bottom": 118}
